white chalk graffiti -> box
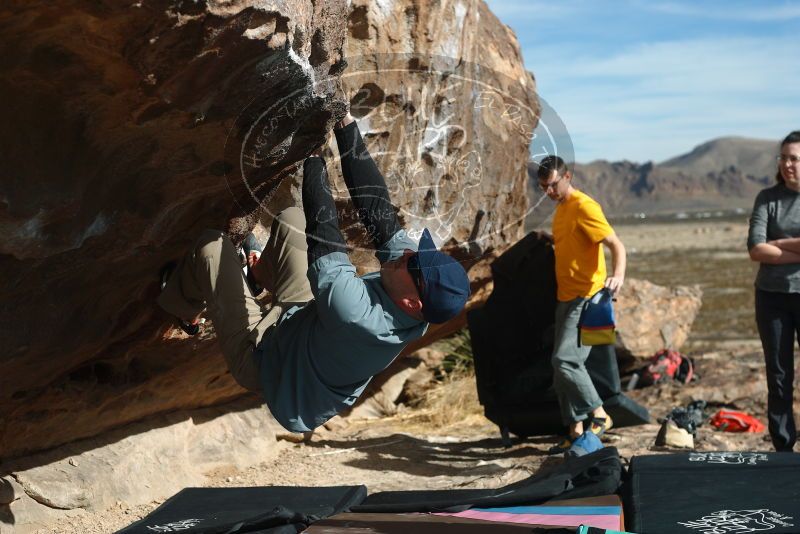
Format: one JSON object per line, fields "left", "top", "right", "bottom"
{"left": 678, "top": 509, "right": 793, "bottom": 533}
{"left": 146, "top": 518, "right": 203, "bottom": 532}
{"left": 688, "top": 452, "right": 769, "bottom": 465}
{"left": 223, "top": 52, "right": 573, "bottom": 259}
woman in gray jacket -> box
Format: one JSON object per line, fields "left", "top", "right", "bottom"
{"left": 748, "top": 130, "right": 800, "bottom": 452}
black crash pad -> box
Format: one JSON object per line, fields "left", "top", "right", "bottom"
{"left": 116, "top": 485, "right": 366, "bottom": 534}
{"left": 353, "top": 447, "right": 622, "bottom": 513}
{"left": 625, "top": 451, "right": 800, "bottom": 534}
{"left": 306, "top": 512, "right": 573, "bottom": 532}
{"left": 469, "top": 232, "right": 649, "bottom": 438}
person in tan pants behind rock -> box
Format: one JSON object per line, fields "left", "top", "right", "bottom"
{"left": 158, "top": 207, "right": 313, "bottom": 393}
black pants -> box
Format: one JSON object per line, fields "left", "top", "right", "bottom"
{"left": 302, "top": 121, "right": 401, "bottom": 263}
{"left": 755, "top": 288, "right": 800, "bottom": 451}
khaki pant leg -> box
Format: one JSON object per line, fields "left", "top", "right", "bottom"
{"left": 257, "top": 207, "right": 314, "bottom": 306}
{"left": 157, "top": 230, "right": 275, "bottom": 392}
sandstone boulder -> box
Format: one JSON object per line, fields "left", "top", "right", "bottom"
{"left": 615, "top": 278, "right": 704, "bottom": 359}
{"left": 1, "top": 399, "right": 284, "bottom": 529}
{"left": 0, "top": 477, "right": 18, "bottom": 506}
{"left": 346, "top": 346, "right": 449, "bottom": 419}
{"left": 347, "top": 366, "right": 419, "bottom": 419}
{"left": 0, "top": 0, "right": 538, "bottom": 459}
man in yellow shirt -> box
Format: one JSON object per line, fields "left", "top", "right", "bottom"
{"left": 537, "top": 155, "right": 627, "bottom": 453}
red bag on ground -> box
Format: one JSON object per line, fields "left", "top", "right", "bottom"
{"left": 709, "top": 410, "right": 766, "bottom": 433}
{"left": 640, "top": 349, "right": 694, "bottom": 386}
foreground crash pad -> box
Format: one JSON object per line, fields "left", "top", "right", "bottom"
{"left": 625, "top": 451, "right": 800, "bottom": 533}
{"left": 354, "top": 448, "right": 621, "bottom": 513}
{"left": 306, "top": 513, "right": 559, "bottom": 532}
{"left": 116, "top": 485, "right": 366, "bottom": 534}
{"left": 308, "top": 495, "right": 624, "bottom": 533}
{"left": 116, "top": 449, "right": 621, "bottom": 533}
{"left": 436, "top": 495, "right": 624, "bottom": 531}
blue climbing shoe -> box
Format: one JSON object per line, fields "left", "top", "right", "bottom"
{"left": 566, "top": 431, "right": 604, "bottom": 458}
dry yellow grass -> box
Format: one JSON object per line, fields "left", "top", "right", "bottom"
{"left": 388, "top": 369, "right": 490, "bottom": 434}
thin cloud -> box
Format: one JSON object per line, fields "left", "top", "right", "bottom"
{"left": 640, "top": 1, "right": 800, "bottom": 22}
{"left": 548, "top": 37, "right": 798, "bottom": 89}
{"left": 483, "top": 0, "right": 578, "bottom": 19}
{"left": 486, "top": 1, "right": 798, "bottom": 161}
{"left": 523, "top": 36, "right": 799, "bottom": 161}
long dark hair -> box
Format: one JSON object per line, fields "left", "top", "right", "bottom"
{"left": 776, "top": 130, "right": 800, "bottom": 183}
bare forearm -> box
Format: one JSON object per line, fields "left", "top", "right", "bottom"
{"left": 601, "top": 233, "right": 626, "bottom": 293}
{"left": 750, "top": 243, "right": 800, "bottom": 264}
{"left": 609, "top": 241, "right": 626, "bottom": 278}
{"left": 601, "top": 234, "right": 626, "bottom": 278}
{"left": 769, "top": 237, "right": 800, "bottom": 254}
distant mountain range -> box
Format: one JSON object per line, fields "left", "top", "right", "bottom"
{"left": 527, "top": 136, "right": 780, "bottom": 219}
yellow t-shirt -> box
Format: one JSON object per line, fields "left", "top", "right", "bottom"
{"left": 552, "top": 189, "right": 614, "bottom": 301}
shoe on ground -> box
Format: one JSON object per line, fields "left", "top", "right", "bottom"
{"left": 685, "top": 399, "right": 707, "bottom": 428}
{"left": 655, "top": 419, "right": 694, "bottom": 449}
{"left": 588, "top": 414, "right": 613, "bottom": 437}
{"left": 548, "top": 436, "right": 574, "bottom": 455}
{"left": 566, "top": 432, "right": 604, "bottom": 457}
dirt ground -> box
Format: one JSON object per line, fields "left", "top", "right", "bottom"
{"left": 45, "top": 347, "right": 777, "bottom": 534}
{"left": 34, "top": 219, "right": 782, "bottom": 534}
{"left": 613, "top": 219, "right": 749, "bottom": 254}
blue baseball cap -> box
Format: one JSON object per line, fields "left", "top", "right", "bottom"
{"left": 408, "top": 229, "right": 471, "bottom": 324}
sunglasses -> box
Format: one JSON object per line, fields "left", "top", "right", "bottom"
{"left": 407, "top": 253, "right": 425, "bottom": 298}
{"left": 539, "top": 175, "right": 565, "bottom": 192}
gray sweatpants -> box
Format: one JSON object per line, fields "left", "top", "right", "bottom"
{"left": 157, "top": 207, "right": 314, "bottom": 392}
{"left": 551, "top": 297, "right": 603, "bottom": 425}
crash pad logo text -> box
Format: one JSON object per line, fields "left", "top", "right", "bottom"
{"left": 146, "top": 518, "right": 203, "bottom": 532}
{"left": 678, "top": 509, "right": 794, "bottom": 533}
{"left": 688, "top": 452, "right": 769, "bottom": 465}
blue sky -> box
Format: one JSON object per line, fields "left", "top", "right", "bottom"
{"left": 483, "top": 0, "right": 800, "bottom": 163}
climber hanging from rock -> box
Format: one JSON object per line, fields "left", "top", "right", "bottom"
{"left": 157, "top": 111, "right": 471, "bottom": 432}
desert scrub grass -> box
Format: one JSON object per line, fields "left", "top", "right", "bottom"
{"left": 416, "top": 368, "right": 483, "bottom": 428}
{"left": 430, "top": 328, "right": 474, "bottom": 379}
{"left": 398, "top": 328, "right": 485, "bottom": 430}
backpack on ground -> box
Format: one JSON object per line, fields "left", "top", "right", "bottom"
{"left": 639, "top": 349, "right": 693, "bottom": 386}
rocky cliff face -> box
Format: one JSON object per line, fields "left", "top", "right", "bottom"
{"left": 0, "top": 0, "right": 537, "bottom": 459}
